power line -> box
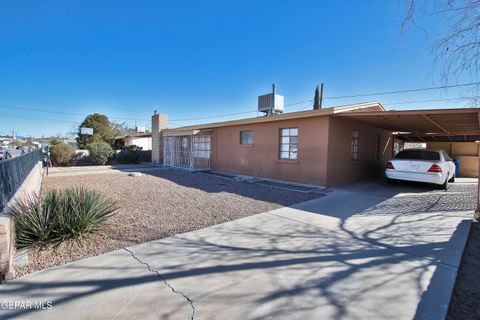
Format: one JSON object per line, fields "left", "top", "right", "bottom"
{"left": 168, "top": 110, "right": 258, "bottom": 122}
{"left": 285, "top": 99, "right": 313, "bottom": 106}
{"left": 0, "top": 113, "right": 81, "bottom": 124}
{"left": 322, "top": 82, "right": 480, "bottom": 100}
{"left": 0, "top": 104, "right": 150, "bottom": 122}
{"left": 171, "top": 95, "right": 479, "bottom": 122}
{"left": 4, "top": 95, "right": 475, "bottom": 126}
{"left": 382, "top": 96, "right": 480, "bottom": 106}
{"left": 168, "top": 82, "right": 480, "bottom": 122}
{"left": 1, "top": 81, "right": 479, "bottom": 125}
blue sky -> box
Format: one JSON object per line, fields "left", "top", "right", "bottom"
{"left": 0, "top": 0, "right": 474, "bottom": 137}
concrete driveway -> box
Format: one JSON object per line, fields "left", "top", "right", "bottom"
{"left": 0, "top": 179, "right": 476, "bottom": 320}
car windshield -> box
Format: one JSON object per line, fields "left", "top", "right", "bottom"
{"left": 394, "top": 150, "right": 440, "bottom": 161}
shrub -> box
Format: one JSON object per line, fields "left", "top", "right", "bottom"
{"left": 50, "top": 143, "right": 75, "bottom": 166}
{"left": 116, "top": 145, "right": 142, "bottom": 164}
{"left": 140, "top": 150, "right": 152, "bottom": 162}
{"left": 8, "top": 187, "right": 118, "bottom": 250}
{"left": 86, "top": 142, "right": 114, "bottom": 165}
{"left": 49, "top": 137, "right": 63, "bottom": 146}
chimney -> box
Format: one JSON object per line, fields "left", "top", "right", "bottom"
{"left": 151, "top": 113, "right": 168, "bottom": 164}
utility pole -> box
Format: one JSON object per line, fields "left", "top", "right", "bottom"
{"left": 313, "top": 86, "right": 320, "bottom": 110}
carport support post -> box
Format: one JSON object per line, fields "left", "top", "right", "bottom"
{"left": 477, "top": 140, "right": 480, "bottom": 213}
{"left": 477, "top": 150, "right": 480, "bottom": 213}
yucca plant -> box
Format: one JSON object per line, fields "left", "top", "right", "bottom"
{"left": 8, "top": 187, "right": 118, "bottom": 250}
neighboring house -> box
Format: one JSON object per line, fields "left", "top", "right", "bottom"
{"left": 119, "top": 133, "right": 152, "bottom": 150}
{"left": 151, "top": 102, "right": 480, "bottom": 186}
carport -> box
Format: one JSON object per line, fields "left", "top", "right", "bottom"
{"left": 335, "top": 107, "right": 480, "bottom": 210}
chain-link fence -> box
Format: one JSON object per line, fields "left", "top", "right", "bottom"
{"left": 0, "top": 149, "right": 42, "bottom": 212}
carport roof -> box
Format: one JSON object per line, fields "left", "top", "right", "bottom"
{"left": 335, "top": 108, "right": 480, "bottom": 142}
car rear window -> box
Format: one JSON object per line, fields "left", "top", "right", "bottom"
{"left": 394, "top": 150, "right": 440, "bottom": 161}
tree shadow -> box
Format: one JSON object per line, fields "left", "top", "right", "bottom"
{"left": 0, "top": 179, "right": 476, "bottom": 319}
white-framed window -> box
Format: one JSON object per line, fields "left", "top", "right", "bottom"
{"left": 240, "top": 131, "right": 253, "bottom": 145}
{"left": 351, "top": 130, "right": 359, "bottom": 160}
{"left": 279, "top": 128, "right": 298, "bottom": 160}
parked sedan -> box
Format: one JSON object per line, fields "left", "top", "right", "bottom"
{"left": 385, "top": 149, "right": 456, "bottom": 189}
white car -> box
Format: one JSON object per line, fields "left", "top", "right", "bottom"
{"left": 385, "top": 149, "right": 456, "bottom": 189}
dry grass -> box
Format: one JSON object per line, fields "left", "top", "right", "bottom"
{"left": 17, "top": 169, "right": 321, "bottom": 276}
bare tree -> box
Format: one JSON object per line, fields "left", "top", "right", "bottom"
{"left": 400, "top": 0, "right": 480, "bottom": 86}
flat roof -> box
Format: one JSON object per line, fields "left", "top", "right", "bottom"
{"left": 335, "top": 108, "right": 480, "bottom": 142}
{"left": 163, "top": 102, "right": 384, "bottom": 135}
{"left": 163, "top": 103, "right": 480, "bottom": 142}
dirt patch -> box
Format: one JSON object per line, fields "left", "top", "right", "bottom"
{"left": 16, "top": 169, "right": 322, "bottom": 277}
{"left": 447, "top": 211, "right": 480, "bottom": 320}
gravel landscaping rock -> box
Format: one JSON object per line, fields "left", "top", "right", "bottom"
{"left": 16, "top": 169, "right": 322, "bottom": 277}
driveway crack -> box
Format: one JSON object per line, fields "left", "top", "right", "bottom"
{"left": 124, "top": 248, "right": 196, "bottom": 319}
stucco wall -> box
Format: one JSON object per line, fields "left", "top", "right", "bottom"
{"left": 0, "top": 161, "right": 43, "bottom": 279}
{"left": 326, "top": 117, "right": 393, "bottom": 186}
{"left": 211, "top": 116, "right": 330, "bottom": 185}
{"left": 125, "top": 136, "right": 152, "bottom": 150}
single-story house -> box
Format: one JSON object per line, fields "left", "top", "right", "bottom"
{"left": 116, "top": 132, "right": 152, "bottom": 150}
{"left": 151, "top": 103, "right": 480, "bottom": 186}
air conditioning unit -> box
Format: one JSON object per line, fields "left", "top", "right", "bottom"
{"left": 258, "top": 84, "right": 284, "bottom": 115}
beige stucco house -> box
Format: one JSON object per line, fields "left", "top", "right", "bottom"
{"left": 151, "top": 103, "right": 480, "bottom": 186}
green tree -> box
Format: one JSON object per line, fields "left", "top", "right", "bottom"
{"left": 86, "top": 142, "right": 114, "bottom": 165}
{"left": 77, "top": 113, "right": 119, "bottom": 149}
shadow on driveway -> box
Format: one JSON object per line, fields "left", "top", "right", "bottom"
{"left": 0, "top": 179, "right": 476, "bottom": 320}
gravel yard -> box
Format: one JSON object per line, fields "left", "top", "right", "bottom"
{"left": 17, "top": 169, "right": 322, "bottom": 276}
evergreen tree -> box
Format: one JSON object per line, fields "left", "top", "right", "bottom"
{"left": 76, "top": 113, "right": 119, "bottom": 149}
{"left": 313, "top": 85, "right": 320, "bottom": 110}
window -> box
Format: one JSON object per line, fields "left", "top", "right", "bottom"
{"left": 374, "top": 134, "right": 381, "bottom": 160}
{"left": 240, "top": 131, "right": 253, "bottom": 145}
{"left": 351, "top": 130, "right": 359, "bottom": 160}
{"left": 394, "top": 150, "right": 440, "bottom": 161}
{"left": 279, "top": 128, "right": 298, "bottom": 160}
{"left": 192, "top": 135, "right": 211, "bottom": 159}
